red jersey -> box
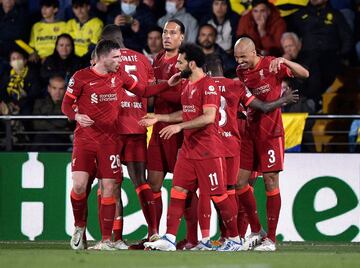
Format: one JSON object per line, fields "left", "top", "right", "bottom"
{"left": 117, "top": 48, "right": 155, "bottom": 134}
{"left": 236, "top": 56, "right": 292, "bottom": 140}
{"left": 180, "top": 76, "right": 223, "bottom": 160}
{"left": 152, "top": 50, "right": 183, "bottom": 135}
{"left": 213, "top": 77, "right": 255, "bottom": 157}
{"left": 66, "top": 68, "right": 121, "bottom": 145}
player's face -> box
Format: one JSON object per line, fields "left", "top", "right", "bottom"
{"left": 198, "top": 26, "right": 216, "bottom": 49}
{"left": 41, "top": 5, "right": 58, "bottom": 19}
{"left": 162, "top": 22, "right": 184, "bottom": 51}
{"left": 148, "top": 31, "right": 163, "bottom": 53}
{"left": 57, "top": 37, "right": 73, "bottom": 59}
{"left": 48, "top": 79, "right": 65, "bottom": 103}
{"left": 234, "top": 46, "right": 256, "bottom": 69}
{"left": 212, "top": 0, "right": 227, "bottom": 18}
{"left": 103, "top": 49, "right": 121, "bottom": 73}
{"left": 176, "top": 53, "right": 192, "bottom": 78}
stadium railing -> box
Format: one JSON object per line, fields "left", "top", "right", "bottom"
{"left": 1, "top": 114, "right": 360, "bottom": 152}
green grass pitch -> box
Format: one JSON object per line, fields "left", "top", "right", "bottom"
{"left": 1, "top": 241, "right": 359, "bottom": 268}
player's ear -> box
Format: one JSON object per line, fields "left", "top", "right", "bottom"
{"left": 180, "top": 34, "right": 184, "bottom": 42}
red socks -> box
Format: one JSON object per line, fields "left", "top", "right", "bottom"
{"left": 113, "top": 217, "right": 123, "bottom": 242}
{"left": 70, "top": 189, "right": 87, "bottom": 227}
{"left": 166, "top": 188, "right": 187, "bottom": 236}
{"left": 266, "top": 188, "right": 281, "bottom": 242}
{"left": 136, "top": 183, "right": 157, "bottom": 237}
{"left": 237, "top": 184, "right": 261, "bottom": 233}
{"left": 184, "top": 192, "right": 199, "bottom": 244}
{"left": 153, "top": 191, "right": 162, "bottom": 231}
{"left": 211, "top": 194, "right": 238, "bottom": 238}
{"left": 100, "top": 196, "right": 116, "bottom": 241}
{"left": 198, "top": 194, "right": 211, "bottom": 240}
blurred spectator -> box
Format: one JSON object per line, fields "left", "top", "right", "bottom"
{"left": 29, "top": 0, "right": 67, "bottom": 63}
{"left": 143, "top": 26, "right": 163, "bottom": 64}
{"left": 330, "top": 0, "right": 355, "bottom": 31}
{"left": 0, "top": 49, "right": 42, "bottom": 116}
{"left": 198, "top": 24, "right": 237, "bottom": 77}
{"left": 32, "top": 75, "right": 71, "bottom": 151}
{"left": 281, "top": 32, "right": 321, "bottom": 110}
{"left": 158, "top": 0, "right": 199, "bottom": 42}
{"left": 236, "top": 0, "right": 286, "bottom": 56}
{"left": 289, "top": 0, "right": 353, "bottom": 97}
{"left": 186, "top": 0, "right": 212, "bottom": 22}
{"left": 229, "top": 0, "right": 252, "bottom": 15}
{"left": 142, "top": 0, "right": 166, "bottom": 19}
{"left": 107, "top": 0, "right": 157, "bottom": 52}
{"left": 66, "top": 0, "right": 103, "bottom": 58}
{"left": 41, "top": 33, "right": 84, "bottom": 84}
{"left": 0, "top": 0, "right": 29, "bottom": 60}
{"left": 354, "top": 0, "right": 360, "bottom": 63}
{"left": 202, "top": 0, "right": 239, "bottom": 54}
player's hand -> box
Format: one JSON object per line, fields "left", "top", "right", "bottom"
{"left": 159, "top": 124, "right": 182, "bottom": 139}
{"left": 283, "top": 88, "right": 299, "bottom": 104}
{"left": 269, "top": 57, "right": 287, "bottom": 74}
{"left": 75, "top": 113, "right": 94, "bottom": 127}
{"left": 168, "top": 72, "right": 181, "bottom": 87}
{"left": 138, "top": 114, "right": 158, "bottom": 127}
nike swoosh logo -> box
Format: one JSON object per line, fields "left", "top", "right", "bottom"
{"left": 113, "top": 170, "right": 120, "bottom": 174}
{"left": 74, "top": 236, "right": 81, "bottom": 247}
{"left": 267, "top": 163, "right": 275, "bottom": 168}
{"left": 211, "top": 187, "right": 218, "bottom": 191}
{"left": 90, "top": 82, "right": 97, "bottom": 86}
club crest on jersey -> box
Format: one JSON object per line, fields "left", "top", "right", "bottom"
{"left": 68, "top": 78, "right": 75, "bottom": 87}
{"left": 91, "top": 93, "right": 98, "bottom": 104}
{"left": 205, "top": 85, "right": 217, "bottom": 95}
{"left": 259, "top": 69, "right": 265, "bottom": 80}
{"left": 111, "top": 77, "right": 116, "bottom": 87}
{"left": 189, "top": 88, "right": 197, "bottom": 98}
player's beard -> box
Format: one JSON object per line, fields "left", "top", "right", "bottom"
{"left": 180, "top": 66, "right": 192, "bottom": 78}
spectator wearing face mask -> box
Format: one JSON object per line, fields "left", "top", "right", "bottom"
{"left": 107, "top": 0, "right": 157, "bottom": 52}
{"left": 0, "top": 49, "right": 41, "bottom": 116}
{"left": 158, "top": 0, "right": 199, "bottom": 43}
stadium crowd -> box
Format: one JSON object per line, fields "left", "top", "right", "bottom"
{"left": 0, "top": 0, "right": 359, "bottom": 251}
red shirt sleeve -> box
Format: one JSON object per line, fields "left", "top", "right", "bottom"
{"left": 61, "top": 73, "right": 83, "bottom": 120}
{"left": 234, "top": 80, "right": 255, "bottom": 107}
{"left": 202, "top": 79, "right": 220, "bottom": 109}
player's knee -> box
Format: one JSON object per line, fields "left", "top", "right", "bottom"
{"left": 72, "top": 180, "right": 87, "bottom": 194}
{"left": 263, "top": 173, "right": 279, "bottom": 191}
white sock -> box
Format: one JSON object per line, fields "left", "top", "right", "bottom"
{"left": 229, "top": 236, "right": 241, "bottom": 243}
{"left": 165, "top": 233, "right": 176, "bottom": 243}
{"left": 201, "top": 237, "right": 210, "bottom": 243}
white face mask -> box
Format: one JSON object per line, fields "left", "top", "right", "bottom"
{"left": 10, "top": 59, "right": 25, "bottom": 71}
{"left": 121, "top": 3, "right": 137, "bottom": 15}
{"left": 165, "top": 1, "right": 177, "bottom": 15}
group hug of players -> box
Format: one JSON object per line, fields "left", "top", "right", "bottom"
{"left": 61, "top": 18, "right": 309, "bottom": 252}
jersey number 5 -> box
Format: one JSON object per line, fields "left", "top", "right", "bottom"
{"left": 125, "top": 65, "right": 138, "bottom": 97}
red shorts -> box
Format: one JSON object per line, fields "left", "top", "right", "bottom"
{"left": 147, "top": 131, "right": 182, "bottom": 173}
{"left": 240, "top": 136, "right": 284, "bottom": 173}
{"left": 172, "top": 155, "right": 226, "bottom": 195}
{"left": 72, "top": 142, "right": 122, "bottom": 181}
{"left": 225, "top": 155, "right": 240, "bottom": 186}
{"left": 119, "top": 134, "right": 147, "bottom": 163}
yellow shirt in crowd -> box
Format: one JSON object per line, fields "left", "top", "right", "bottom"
{"left": 66, "top": 17, "right": 103, "bottom": 57}
{"left": 29, "top": 21, "right": 67, "bottom": 58}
